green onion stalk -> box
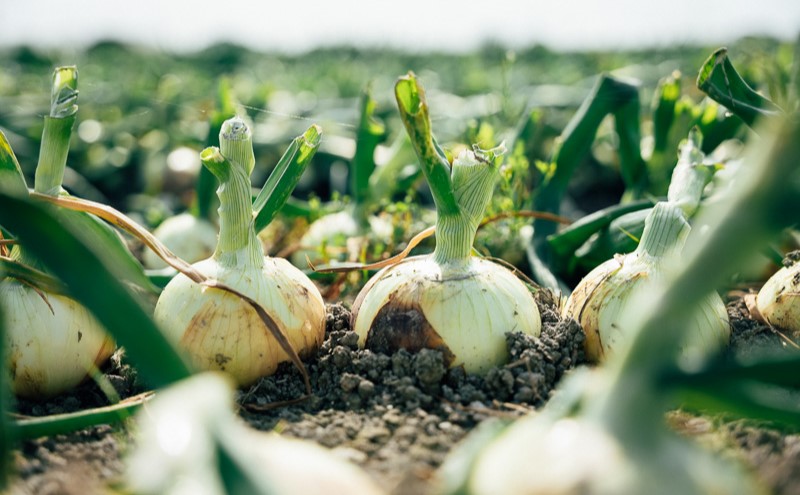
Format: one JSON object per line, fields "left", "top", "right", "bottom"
{"left": 0, "top": 67, "right": 116, "bottom": 398}
{"left": 350, "top": 73, "right": 541, "bottom": 374}
{"left": 563, "top": 130, "right": 729, "bottom": 364}
{"left": 142, "top": 79, "right": 239, "bottom": 271}
{"left": 439, "top": 113, "right": 800, "bottom": 495}
{"left": 154, "top": 117, "right": 326, "bottom": 387}
{"left": 536, "top": 70, "right": 745, "bottom": 287}
{"left": 291, "top": 87, "right": 394, "bottom": 269}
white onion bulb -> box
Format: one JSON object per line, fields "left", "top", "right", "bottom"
{"left": 755, "top": 259, "right": 800, "bottom": 333}
{"left": 564, "top": 202, "right": 730, "bottom": 363}
{"left": 352, "top": 149, "right": 541, "bottom": 374}
{"left": 143, "top": 212, "right": 217, "bottom": 270}
{"left": 154, "top": 117, "right": 326, "bottom": 387}
{"left": 1, "top": 280, "right": 115, "bottom": 398}
{"left": 155, "top": 257, "right": 325, "bottom": 386}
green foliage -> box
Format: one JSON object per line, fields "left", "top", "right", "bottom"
{"left": 0, "top": 130, "right": 27, "bottom": 194}
{"left": 253, "top": 124, "right": 323, "bottom": 232}
{"left": 0, "top": 292, "right": 9, "bottom": 489}
{"left": 0, "top": 191, "right": 192, "bottom": 390}
{"left": 697, "top": 48, "right": 784, "bottom": 127}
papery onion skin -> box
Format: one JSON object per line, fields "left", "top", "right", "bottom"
{"left": 154, "top": 117, "right": 327, "bottom": 387}
{"left": 756, "top": 261, "right": 800, "bottom": 334}
{"left": 352, "top": 255, "right": 541, "bottom": 375}
{"left": 564, "top": 252, "right": 730, "bottom": 363}
{"left": 154, "top": 256, "right": 325, "bottom": 387}
{"left": 1, "top": 279, "right": 115, "bottom": 399}
{"left": 143, "top": 212, "right": 218, "bottom": 270}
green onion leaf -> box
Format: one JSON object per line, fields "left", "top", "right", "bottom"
{"left": 351, "top": 86, "right": 386, "bottom": 205}
{"left": 0, "top": 190, "right": 192, "bottom": 389}
{"left": 0, "top": 130, "right": 27, "bottom": 194}
{"left": 252, "top": 124, "right": 322, "bottom": 232}
{"left": 697, "top": 48, "right": 784, "bottom": 128}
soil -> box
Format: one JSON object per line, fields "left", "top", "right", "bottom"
{"left": 5, "top": 292, "right": 800, "bottom": 495}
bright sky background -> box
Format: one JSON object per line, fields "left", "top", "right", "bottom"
{"left": 1, "top": 0, "right": 799, "bottom": 52}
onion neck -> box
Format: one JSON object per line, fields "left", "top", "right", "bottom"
{"left": 432, "top": 152, "right": 497, "bottom": 265}
{"left": 35, "top": 67, "right": 78, "bottom": 197}
{"left": 34, "top": 116, "right": 75, "bottom": 196}
{"left": 667, "top": 129, "right": 712, "bottom": 218}
{"left": 213, "top": 164, "right": 263, "bottom": 269}
{"left": 433, "top": 213, "right": 477, "bottom": 264}
{"left": 597, "top": 202, "right": 691, "bottom": 447}
{"left": 634, "top": 202, "right": 690, "bottom": 260}
{"left": 202, "top": 117, "right": 262, "bottom": 269}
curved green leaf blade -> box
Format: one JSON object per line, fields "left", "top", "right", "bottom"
{"left": 529, "top": 74, "right": 642, "bottom": 289}
{"left": 547, "top": 198, "right": 655, "bottom": 259}
{"left": 697, "top": 48, "right": 784, "bottom": 127}
{"left": 0, "top": 191, "right": 192, "bottom": 389}
{"left": 351, "top": 87, "right": 386, "bottom": 205}
{"left": 13, "top": 394, "right": 152, "bottom": 440}
{"left": 0, "top": 130, "right": 27, "bottom": 194}
{"left": 253, "top": 125, "right": 322, "bottom": 232}
{"left": 395, "top": 72, "right": 459, "bottom": 216}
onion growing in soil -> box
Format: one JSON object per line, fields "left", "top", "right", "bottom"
{"left": 755, "top": 255, "right": 800, "bottom": 334}
{"left": 1, "top": 67, "right": 115, "bottom": 398}
{"left": 351, "top": 73, "right": 541, "bottom": 375}
{"left": 564, "top": 133, "right": 730, "bottom": 363}
{"left": 564, "top": 202, "right": 729, "bottom": 363}
{"left": 154, "top": 117, "right": 325, "bottom": 387}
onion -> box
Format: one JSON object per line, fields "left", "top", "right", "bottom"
{"left": 352, "top": 250, "right": 541, "bottom": 374}
{"left": 0, "top": 281, "right": 114, "bottom": 398}
{"left": 352, "top": 74, "right": 540, "bottom": 374}
{"left": 143, "top": 213, "right": 218, "bottom": 270}
{"left": 564, "top": 202, "right": 730, "bottom": 363}
{"left": 1, "top": 66, "right": 115, "bottom": 398}
{"left": 154, "top": 117, "right": 325, "bottom": 387}
{"left": 755, "top": 257, "right": 800, "bottom": 334}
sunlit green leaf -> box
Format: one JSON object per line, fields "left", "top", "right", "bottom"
{"left": 0, "top": 130, "right": 27, "bottom": 195}
{"left": 351, "top": 87, "right": 386, "bottom": 204}
{"left": 697, "top": 48, "right": 784, "bottom": 127}
{"left": 0, "top": 190, "right": 192, "bottom": 389}
{"left": 253, "top": 125, "right": 322, "bottom": 232}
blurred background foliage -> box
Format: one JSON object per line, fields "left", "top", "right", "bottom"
{"left": 0, "top": 37, "right": 793, "bottom": 261}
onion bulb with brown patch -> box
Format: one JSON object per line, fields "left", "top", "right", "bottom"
{"left": 352, "top": 74, "right": 540, "bottom": 374}
{"left": 154, "top": 117, "right": 325, "bottom": 387}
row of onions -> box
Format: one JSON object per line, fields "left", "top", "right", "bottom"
{"left": 1, "top": 48, "right": 799, "bottom": 494}
{"left": 3, "top": 61, "right": 800, "bottom": 397}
